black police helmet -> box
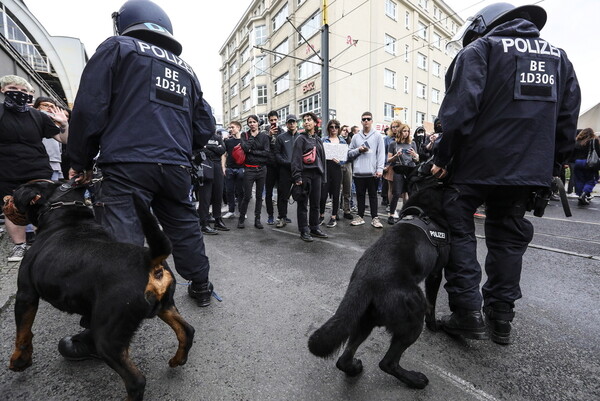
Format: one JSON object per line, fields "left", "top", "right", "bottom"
{"left": 453, "top": 2, "right": 547, "bottom": 48}
{"left": 112, "top": 0, "right": 182, "bottom": 55}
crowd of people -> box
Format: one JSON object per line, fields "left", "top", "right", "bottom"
{"left": 195, "top": 110, "right": 448, "bottom": 242}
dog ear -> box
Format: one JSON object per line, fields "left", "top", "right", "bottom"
{"left": 12, "top": 182, "right": 56, "bottom": 212}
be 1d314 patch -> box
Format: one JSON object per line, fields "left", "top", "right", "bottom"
{"left": 150, "top": 60, "right": 191, "bottom": 111}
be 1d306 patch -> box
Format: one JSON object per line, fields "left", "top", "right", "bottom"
{"left": 150, "top": 60, "right": 191, "bottom": 111}
{"left": 514, "top": 56, "right": 558, "bottom": 102}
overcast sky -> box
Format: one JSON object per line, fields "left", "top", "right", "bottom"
{"left": 25, "top": 0, "right": 599, "bottom": 116}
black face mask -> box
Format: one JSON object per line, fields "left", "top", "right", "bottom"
{"left": 4, "top": 90, "right": 33, "bottom": 108}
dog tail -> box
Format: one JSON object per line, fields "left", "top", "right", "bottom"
{"left": 132, "top": 193, "right": 172, "bottom": 266}
{"left": 308, "top": 281, "right": 370, "bottom": 358}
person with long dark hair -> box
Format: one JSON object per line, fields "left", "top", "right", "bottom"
{"left": 291, "top": 112, "right": 327, "bottom": 241}
{"left": 572, "top": 128, "right": 599, "bottom": 205}
{"left": 238, "top": 114, "right": 270, "bottom": 228}
{"left": 319, "top": 119, "right": 347, "bottom": 228}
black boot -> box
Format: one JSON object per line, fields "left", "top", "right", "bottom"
{"left": 237, "top": 217, "right": 245, "bottom": 229}
{"left": 58, "top": 329, "right": 101, "bottom": 361}
{"left": 188, "top": 281, "right": 213, "bottom": 307}
{"left": 214, "top": 218, "right": 230, "bottom": 231}
{"left": 440, "top": 309, "right": 488, "bottom": 340}
{"left": 201, "top": 224, "right": 218, "bottom": 235}
{"left": 310, "top": 228, "right": 328, "bottom": 238}
{"left": 300, "top": 229, "right": 313, "bottom": 242}
{"left": 254, "top": 217, "right": 264, "bottom": 229}
{"left": 483, "top": 303, "right": 514, "bottom": 345}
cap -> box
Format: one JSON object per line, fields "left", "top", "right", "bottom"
{"left": 286, "top": 114, "right": 297, "bottom": 123}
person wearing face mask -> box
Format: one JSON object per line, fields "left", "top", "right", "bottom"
{"left": 0, "top": 75, "right": 69, "bottom": 262}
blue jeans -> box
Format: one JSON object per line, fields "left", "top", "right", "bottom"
{"left": 225, "top": 167, "right": 245, "bottom": 213}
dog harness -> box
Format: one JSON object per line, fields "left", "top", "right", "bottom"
{"left": 396, "top": 206, "right": 450, "bottom": 248}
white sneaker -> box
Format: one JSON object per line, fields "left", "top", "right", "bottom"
{"left": 350, "top": 216, "right": 365, "bottom": 226}
{"left": 8, "top": 243, "right": 27, "bottom": 262}
{"left": 222, "top": 211, "right": 234, "bottom": 219}
{"left": 371, "top": 217, "right": 383, "bottom": 228}
{"left": 567, "top": 193, "right": 578, "bottom": 198}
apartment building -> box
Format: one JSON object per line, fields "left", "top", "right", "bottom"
{"left": 219, "top": 0, "right": 463, "bottom": 131}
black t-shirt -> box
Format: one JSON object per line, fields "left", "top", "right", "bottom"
{"left": 224, "top": 137, "right": 243, "bottom": 169}
{"left": 0, "top": 107, "right": 59, "bottom": 181}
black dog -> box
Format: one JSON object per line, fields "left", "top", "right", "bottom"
{"left": 308, "top": 168, "right": 448, "bottom": 389}
{"left": 7, "top": 180, "right": 194, "bottom": 401}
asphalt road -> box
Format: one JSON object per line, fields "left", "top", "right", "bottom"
{"left": 0, "top": 194, "right": 598, "bottom": 401}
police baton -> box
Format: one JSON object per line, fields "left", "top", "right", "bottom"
{"left": 553, "top": 176, "right": 572, "bottom": 217}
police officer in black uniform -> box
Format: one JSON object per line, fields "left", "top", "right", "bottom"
{"left": 64, "top": 0, "right": 216, "bottom": 360}
{"left": 431, "top": 3, "right": 580, "bottom": 344}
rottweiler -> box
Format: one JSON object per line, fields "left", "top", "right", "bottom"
{"left": 308, "top": 165, "right": 448, "bottom": 389}
{"left": 6, "top": 180, "right": 194, "bottom": 401}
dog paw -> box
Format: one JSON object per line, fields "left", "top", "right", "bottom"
{"left": 168, "top": 355, "right": 188, "bottom": 368}
{"left": 425, "top": 318, "right": 439, "bottom": 332}
{"left": 9, "top": 355, "right": 32, "bottom": 372}
{"left": 336, "top": 357, "right": 363, "bottom": 376}
{"left": 405, "top": 371, "right": 429, "bottom": 389}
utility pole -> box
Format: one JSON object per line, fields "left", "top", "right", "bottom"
{"left": 321, "top": 0, "right": 329, "bottom": 129}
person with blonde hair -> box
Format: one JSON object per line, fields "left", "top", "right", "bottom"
{"left": 386, "top": 123, "right": 419, "bottom": 224}
{"left": 0, "top": 75, "right": 68, "bottom": 262}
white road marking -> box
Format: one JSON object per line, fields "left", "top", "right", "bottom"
{"left": 422, "top": 360, "right": 502, "bottom": 401}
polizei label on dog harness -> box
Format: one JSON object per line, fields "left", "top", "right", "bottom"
{"left": 429, "top": 230, "right": 446, "bottom": 240}
{"left": 397, "top": 215, "right": 449, "bottom": 247}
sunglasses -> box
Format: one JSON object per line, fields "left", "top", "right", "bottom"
{"left": 361, "top": 117, "right": 372, "bottom": 122}
{"left": 329, "top": 125, "right": 340, "bottom": 129}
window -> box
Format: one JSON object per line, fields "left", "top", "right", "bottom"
{"left": 228, "top": 41, "right": 236, "bottom": 57}
{"left": 231, "top": 105, "right": 239, "bottom": 118}
{"left": 276, "top": 105, "right": 290, "bottom": 122}
{"left": 272, "top": 4, "right": 289, "bottom": 32}
{"left": 298, "top": 93, "right": 321, "bottom": 115}
{"left": 385, "top": 0, "right": 397, "bottom": 20}
{"left": 384, "top": 103, "right": 395, "bottom": 121}
{"left": 384, "top": 34, "right": 396, "bottom": 55}
{"left": 416, "top": 111, "right": 425, "bottom": 126}
{"left": 256, "top": 85, "right": 267, "bottom": 105}
{"left": 241, "top": 47, "right": 250, "bottom": 64}
{"left": 274, "top": 73, "right": 290, "bottom": 95}
{"left": 297, "top": 0, "right": 306, "bottom": 6}
{"left": 433, "top": 6, "right": 442, "bottom": 20}
{"left": 403, "top": 109, "right": 408, "bottom": 123}
{"left": 417, "top": 53, "right": 427, "bottom": 70}
{"left": 384, "top": 69, "right": 396, "bottom": 89}
{"left": 432, "top": 61, "right": 441, "bottom": 77}
{"left": 298, "top": 54, "right": 320, "bottom": 80}
{"left": 432, "top": 32, "right": 442, "bottom": 49}
{"left": 299, "top": 11, "right": 321, "bottom": 44}
{"left": 418, "top": 22, "right": 428, "bottom": 40}
{"left": 418, "top": 0, "right": 428, "bottom": 10}
{"left": 253, "top": 55, "right": 267, "bottom": 75}
{"left": 254, "top": 25, "right": 267, "bottom": 46}
{"left": 405, "top": 11, "right": 410, "bottom": 29}
{"left": 242, "top": 97, "right": 251, "bottom": 111}
{"left": 229, "top": 60, "right": 238, "bottom": 75}
{"left": 273, "top": 39, "right": 289, "bottom": 64}
{"left": 417, "top": 82, "right": 427, "bottom": 99}
{"left": 432, "top": 88, "right": 440, "bottom": 104}
{"left": 223, "top": 68, "right": 228, "bottom": 81}
{"left": 404, "top": 44, "right": 410, "bottom": 62}
{"left": 242, "top": 72, "right": 251, "bottom": 88}
{"left": 230, "top": 83, "right": 238, "bottom": 98}
{"left": 404, "top": 76, "right": 409, "bottom": 93}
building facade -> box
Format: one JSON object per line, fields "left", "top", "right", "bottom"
{"left": 219, "top": 0, "right": 463, "bottom": 131}
{"left": 0, "top": 0, "right": 87, "bottom": 106}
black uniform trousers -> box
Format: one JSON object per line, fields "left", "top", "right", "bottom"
{"left": 239, "top": 165, "right": 266, "bottom": 219}
{"left": 297, "top": 169, "right": 323, "bottom": 233}
{"left": 265, "top": 163, "right": 279, "bottom": 218}
{"left": 277, "top": 165, "right": 293, "bottom": 219}
{"left": 94, "top": 163, "right": 210, "bottom": 283}
{"left": 443, "top": 184, "right": 534, "bottom": 312}
{"left": 197, "top": 161, "right": 224, "bottom": 224}
{"left": 354, "top": 176, "right": 379, "bottom": 218}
